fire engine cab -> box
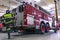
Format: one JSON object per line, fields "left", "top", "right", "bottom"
{"left": 12, "top": 2, "right": 57, "bottom": 33}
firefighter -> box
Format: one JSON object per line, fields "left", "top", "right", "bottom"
{"left": 2, "top": 10, "right": 14, "bottom": 39}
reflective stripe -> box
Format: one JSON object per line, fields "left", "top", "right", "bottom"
{"left": 5, "top": 20, "right": 13, "bottom": 24}
{"left": 3, "top": 14, "right": 12, "bottom": 19}
{"left": 7, "top": 28, "right": 10, "bottom": 31}
{"left": 2, "top": 18, "right": 5, "bottom": 19}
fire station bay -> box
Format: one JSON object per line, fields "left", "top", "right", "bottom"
{"left": 0, "top": 0, "right": 60, "bottom": 40}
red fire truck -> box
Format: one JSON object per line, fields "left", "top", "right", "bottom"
{"left": 58, "top": 18, "right": 60, "bottom": 27}
{"left": 12, "top": 3, "right": 57, "bottom": 33}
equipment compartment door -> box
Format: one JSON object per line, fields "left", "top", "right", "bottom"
{"left": 27, "top": 15, "right": 34, "bottom": 25}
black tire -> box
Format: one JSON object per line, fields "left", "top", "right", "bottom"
{"left": 40, "top": 22, "right": 46, "bottom": 34}
{"left": 45, "top": 23, "right": 50, "bottom": 33}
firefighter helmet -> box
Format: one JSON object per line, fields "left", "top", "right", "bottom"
{"left": 6, "top": 10, "right": 10, "bottom": 13}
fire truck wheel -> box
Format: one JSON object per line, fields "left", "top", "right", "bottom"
{"left": 45, "top": 23, "right": 50, "bottom": 33}
{"left": 40, "top": 22, "right": 46, "bottom": 34}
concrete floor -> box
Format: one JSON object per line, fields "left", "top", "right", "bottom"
{"left": 0, "top": 30, "right": 60, "bottom": 40}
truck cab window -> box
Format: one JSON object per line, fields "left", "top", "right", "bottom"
{"left": 19, "top": 5, "right": 23, "bottom": 12}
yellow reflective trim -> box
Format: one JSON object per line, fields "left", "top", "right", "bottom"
{"left": 4, "top": 14, "right": 12, "bottom": 19}
{"left": 5, "top": 20, "right": 13, "bottom": 24}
